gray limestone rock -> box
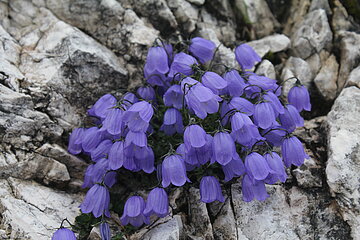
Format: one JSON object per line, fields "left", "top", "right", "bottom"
{"left": 291, "top": 9, "right": 332, "bottom": 59}
{"left": 256, "top": 60, "right": 276, "bottom": 79}
{"left": 346, "top": 66, "right": 360, "bottom": 89}
{"left": 326, "top": 86, "right": 360, "bottom": 238}
{"left": 247, "top": 34, "right": 291, "bottom": 58}
{"left": 314, "top": 54, "right": 339, "bottom": 101}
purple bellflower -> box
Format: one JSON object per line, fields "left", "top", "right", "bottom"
{"left": 242, "top": 174, "right": 269, "bottom": 202}
{"left": 144, "top": 46, "right": 169, "bottom": 86}
{"left": 161, "top": 154, "right": 189, "bottom": 187}
{"left": 121, "top": 196, "right": 150, "bottom": 227}
{"left": 90, "top": 139, "right": 113, "bottom": 162}
{"left": 100, "top": 222, "right": 111, "bottom": 240}
{"left": 163, "top": 84, "right": 183, "bottom": 109}
{"left": 288, "top": 85, "right": 311, "bottom": 112}
{"left": 122, "top": 101, "right": 153, "bottom": 132}
{"left": 229, "top": 97, "right": 254, "bottom": 116}
{"left": 245, "top": 152, "right": 271, "bottom": 180}
{"left": 211, "top": 132, "right": 236, "bottom": 166}
{"left": 160, "top": 108, "right": 184, "bottom": 135}
{"left": 183, "top": 134, "right": 213, "bottom": 166}
{"left": 230, "top": 114, "right": 264, "bottom": 148}
{"left": 200, "top": 176, "right": 225, "bottom": 203}
{"left": 189, "top": 37, "right": 216, "bottom": 64}
{"left": 282, "top": 136, "right": 309, "bottom": 167}
{"left": 168, "top": 52, "right": 198, "bottom": 78}
{"left": 68, "top": 128, "right": 85, "bottom": 155}
{"left": 235, "top": 44, "right": 261, "bottom": 70}
{"left": 52, "top": 228, "right": 76, "bottom": 240}
{"left": 223, "top": 70, "right": 247, "bottom": 97}
{"left": 121, "top": 92, "right": 138, "bottom": 109}
{"left": 144, "top": 188, "right": 169, "bottom": 218}
{"left": 108, "top": 141, "right": 125, "bottom": 170}
{"left": 100, "top": 108, "right": 124, "bottom": 135}
{"left": 125, "top": 131, "right": 148, "bottom": 148}
{"left": 201, "top": 71, "right": 228, "bottom": 95}
{"left": 279, "top": 104, "right": 304, "bottom": 132}
{"left": 137, "top": 85, "right": 156, "bottom": 102}
{"left": 133, "top": 146, "right": 155, "bottom": 173}
{"left": 88, "top": 94, "right": 117, "bottom": 120}
{"left": 80, "top": 184, "right": 110, "bottom": 218}
{"left": 264, "top": 152, "right": 287, "bottom": 183}
{"left": 81, "top": 127, "right": 106, "bottom": 154}
{"left": 263, "top": 91, "right": 285, "bottom": 115}
{"left": 262, "top": 125, "right": 287, "bottom": 146}
{"left": 184, "top": 124, "right": 207, "bottom": 149}
{"left": 253, "top": 102, "right": 277, "bottom": 129}
{"left": 181, "top": 77, "right": 222, "bottom": 119}
{"left": 222, "top": 153, "right": 246, "bottom": 182}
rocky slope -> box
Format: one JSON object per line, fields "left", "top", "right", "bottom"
{"left": 0, "top": 0, "right": 359, "bottom": 239}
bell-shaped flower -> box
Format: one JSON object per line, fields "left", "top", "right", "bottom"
{"left": 121, "top": 196, "right": 150, "bottom": 227}
{"left": 235, "top": 44, "right": 261, "bottom": 70}
{"left": 121, "top": 92, "right": 138, "bottom": 109}
{"left": 137, "top": 85, "right": 156, "bottom": 102}
{"left": 245, "top": 74, "right": 278, "bottom": 98}
{"left": 200, "top": 176, "right": 225, "bottom": 203}
{"left": 223, "top": 70, "right": 247, "bottom": 97}
{"left": 201, "top": 71, "right": 227, "bottom": 95}
{"left": 279, "top": 104, "right": 304, "bottom": 132}
{"left": 144, "top": 46, "right": 169, "bottom": 75}
{"left": 144, "top": 188, "right": 169, "bottom": 218}
{"left": 222, "top": 153, "right": 245, "bottom": 182}
{"left": 181, "top": 77, "right": 222, "bottom": 119}
{"left": 264, "top": 152, "right": 287, "bottom": 183}
{"left": 189, "top": 37, "right": 216, "bottom": 64}
{"left": 231, "top": 112, "right": 253, "bottom": 131}
{"left": 288, "top": 85, "right": 311, "bottom": 112}
{"left": 82, "top": 158, "right": 117, "bottom": 189}
{"left": 52, "top": 228, "right": 76, "bottom": 240}
{"left": 82, "top": 127, "right": 106, "bottom": 153}
{"left": 163, "top": 84, "right": 183, "bottom": 109}
{"left": 242, "top": 174, "right": 269, "bottom": 202}
{"left": 263, "top": 91, "right": 284, "bottom": 115}
{"left": 125, "top": 131, "right": 147, "bottom": 148}
{"left": 168, "top": 52, "right": 198, "bottom": 78}
{"left": 184, "top": 124, "right": 207, "bottom": 149}
{"left": 281, "top": 136, "right": 309, "bottom": 167}
{"left": 108, "top": 141, "right": 125, "bottom": 170}
{"left": 262, "top": 125, "right": 287, "bottom": 146}
{"left": 211, "top": 132, "right": 236, "bottom": 166}
{"left": 91, "top": 139, "right": 113, "bottom": 162}
{"left": 245, "top": 152, "right": 271, "bottom": 180}
{"left": 229, "top": 97, "right": 254, "bottom": 116}
{"left": 68, "top": 128, "right": 85, "bottom": 155}
{"left": 80, "top": 184, "right": 110, "bottom": 218}
{"left": 88, "top": 94, "right": 117, "bottom": 120}
{"left": 161, "top": 154, "right": 189, "bottom": 187}
{"left": 253, "top": 102, "right": 277, "bottom": 129}
{"left": 100, "top": 108, "right": 124, "bottom": 135}
{"left": 123, "top": 101, "right": 153, "bottom": 132}
{"left": 100, "top": 222, "right": 111, "bottom": 240}
{"left": 184, "top": 134, "right": 213, "bottom": 166}
{"left": 134, "top": 146, "right": 155, "bottom": 173}
{"left": 231, "top": 123, "right": 264, "bottom": 148}
{"left": 160, "top": 108, "right": 184, "bottom": 135}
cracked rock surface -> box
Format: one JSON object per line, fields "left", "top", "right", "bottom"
{"left": 0, "top": 0, "right": 359, "bottom": 239}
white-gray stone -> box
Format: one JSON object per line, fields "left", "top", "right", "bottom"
{"left": 141, "top": 215, "right": 183, "bottom": 240}
{"left": 338, "top": 31, "right": 360, "bottom": 91}
{"left": 291, "top": 9, "right": 332, "bottom": 59}
{"left": 168, "top": 0, "right": 199, "bottom": 33}
{"left": 314, "top": 54, "right": 339, "bottom": 101}
{"left": 186, "top": 0, "right": 205, "bottom": 6}
{"left": 247, "top": 34, "right": 291, "bottom": 58}
{"left": 326, "top": 86, "right": 360, "bottom": 238}
{"left": 256, "top": 60, "right": 276, "bottom": 79}
{"left": 212, "top": 198, "right": 237, "bottom": 240}
{"left": 346, "top": 66, "right": 360, "bottom": 88}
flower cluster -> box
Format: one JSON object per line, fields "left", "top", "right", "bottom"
{"left": 56, "top": 36, "right": 311, "bottom": 238}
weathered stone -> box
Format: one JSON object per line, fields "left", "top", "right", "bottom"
{"left": 346, "top": 66, "right": 360, "bottom": 88}
{"left": 212, "top": 198, "right": 237, "bottom": 240}
{"left": 141, "top": 215, "right": 183, "bottom": 240}
{"left": 186, "top": 187, "right": 213, "bottom": 239}
{"left": 256, "top": 60, "right": 276, "bottom": 79}
{"left": 234, "top": 0, "right": 278, "bottom": 38}
{"left": 331, "top": 0, "right": 354, "bottom": 36}
{"left": 292, "top": 155, "right": 323, "bottom": 188}
{"left": 247, "top": 34, "right": 291, "bottom": 58}
{"left": 291, "top": 9, "right": 332, "bottom": 59}
{"left": 314, "top": 54, "right": 339, "bottom": 101}
{"left": 0, "top": 178, "right": 82, "bottom": 240}
{"left": 309, "top": 0, "right": 331, "bottom": 15}
{"left": 326, "top": 86, "right": 360, "bottom": 238}
{"left": 338, "top": 31, "right": 360, "bottom": 91}
{"left": 283, "top": 0, "right": 311, "bottom": 36}
{"left": 186, "top": 0, "right": 205, "bottom": 6}
{"left": 168, "top": 0, "right": 199, "bottom": 33}
{"left": 281, "top": 57, "right": 314, "bottom": 97}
